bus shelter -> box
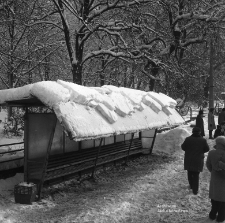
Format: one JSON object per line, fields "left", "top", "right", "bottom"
{"left": 0, "top": 80, "right": 184, "bottom": 199}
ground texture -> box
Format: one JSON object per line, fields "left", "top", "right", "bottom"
{"left": 0, "top": 116, "right": 216, "bottom": 223}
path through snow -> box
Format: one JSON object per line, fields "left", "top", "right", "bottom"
{"left": 0, "top": 112, "right": 217, "bottom": 223}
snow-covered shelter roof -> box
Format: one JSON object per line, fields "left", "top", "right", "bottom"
{"left": 0, "top": 80, "right": 184, "bottom": 141}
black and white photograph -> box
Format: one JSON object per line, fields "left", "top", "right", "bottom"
{"left": 0, "top": 0, "right": 225, "bottom": 222}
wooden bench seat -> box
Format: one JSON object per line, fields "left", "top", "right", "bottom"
{"left": 45, "top": 138, "right": 144, "bottom": 181}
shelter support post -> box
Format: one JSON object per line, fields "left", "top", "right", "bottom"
{"left": 149, "top": 129, "right": 157, "bottom": 155}
{"left": 124, "top": 133, "right": 135, "bottom": 165}
{"left": 91, "top": 138, "right": 103, "bottom": 178}
{"left": 24, "top": 107, "right": 28, "bottom": 182}
{"left": 37, "top": 116, "right": 57, "bottom": 200}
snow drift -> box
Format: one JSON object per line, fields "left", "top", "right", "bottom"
{"left": 153, "top": 127, "right": 191, "bottom": 155}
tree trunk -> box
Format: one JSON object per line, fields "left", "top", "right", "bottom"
{"left": 72, "top": 63, "right": 82, "bottom": 85}
{"left": 8, "top": 68, "right": 13, "bottom": 119}
{"left": 209, "top": 38, "right": 214, "bottom": 108}
{"left": 100, "top": 54, "right": 106, "bottom": 86}
{"left": 149, "top": 79, "right": 155, "bottom": 91}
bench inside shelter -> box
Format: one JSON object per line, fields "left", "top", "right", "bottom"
{"left": 6, "top": 98, "right": 157, "bottom": 199}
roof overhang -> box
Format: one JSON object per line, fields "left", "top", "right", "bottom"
{"left": 0, "top": 80, "right": 184, "bottom": 141}
{"left": 4, "top": 97, "right": 45, "bottom": 107}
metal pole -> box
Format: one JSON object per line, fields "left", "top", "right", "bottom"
{"left": 150, "top": 129, "right": 158, "bottom": 155}
{"left": 24, "top": 107, "right": 28, "bottom": 182}
{"left": 125, "top": 133, "right": 134, "bottom": 165}
{"left": 91, "top": 138, "right": 103, "bottom": 178}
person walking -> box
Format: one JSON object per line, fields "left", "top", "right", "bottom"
{"left": 181, "top": 127, "right": 209, "bottom": 195}
{"left": 206, "top": 136, "right": 225, "bottom": 223}
{"left": 218, "top": 108, "right": 225, "bottom": 126}
{"left": 196, "top": 110, "right": 205, "bottom": 137}
{"left": 214, "top": 122, "right": 225, "bottom": 139}
{"left": 208, "top": 108, "right": 216, "bottom": 139}
{"left": 214, "top": 125, "right": 223, "bottom": 139}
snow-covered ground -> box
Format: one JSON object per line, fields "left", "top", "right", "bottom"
{"left": 0, "top": 108, "right": 217, "bottom": 223}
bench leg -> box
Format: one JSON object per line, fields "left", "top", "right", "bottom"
{"left": 124, "top": 133, "right": 134, "bottom": 165}
{"left": 91, "top": 138, "right": 103, "bottom": 179}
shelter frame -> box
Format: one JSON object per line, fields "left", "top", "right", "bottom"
{"left": 4, "top": 98, "right": 158, "bottom": 200}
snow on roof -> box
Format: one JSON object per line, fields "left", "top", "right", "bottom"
{"left": 0, "top": 80, "right": 184, "bottom": 141}
{"left": 0, "top": 84, "right": 33, "bottom": 104}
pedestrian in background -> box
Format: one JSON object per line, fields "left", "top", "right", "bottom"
{"left": 208, "top": 108, "right": 216, "bottom": 139}
{"left": 181, "top": 127, "right": 209, "bottom": 195}
{"left": 214, "top": 125, "right": 223, "bottom": 139}
{"left": 218, "top": 108, "right": 225, "bottom": 126}
{"left": 196, "top": 110, "right": 205, "bottom": 137}
{"left": 206, "top": 136, "right": 225, "bottom": 223}
{"left": 214, "top": 122, "right": 225, "bottom": 139}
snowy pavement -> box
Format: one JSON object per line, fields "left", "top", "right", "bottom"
{"left": 0, "top": 112, "right": 219, "bottom": 223}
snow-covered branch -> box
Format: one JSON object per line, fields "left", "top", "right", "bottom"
{"left": 143, "top": 25, "right": 168, "bottom": 38}
{"left": 0, "top": 76, "right": 9, "bottom": 89}
{"left": 0, "top": 0, "right": 13, "bottom": 11}
{"left": 173, "top": 12, "right": 225, "bottom": 27}
{"left": 82, "top": 48, "right": 128, "bottom": 64}
{"left": 205, "top": 1, "right": 225, "bottom": 14}
{"left": 141, "top": 69, "right": 161, "bottom": 81}
{"left": 26, "top": 21, "right": 63, "bottom": 31}
{"left": 13, "top": 46, "right": 61, "bottom": 88}
{"left": 181, "top": 36, "right": 206, "bottom": 47}
{"left": 88, "top": 0, "right": 152, "bottom": 22}
{"left": 98, "top": 28, "right": 128, "bottom": 47}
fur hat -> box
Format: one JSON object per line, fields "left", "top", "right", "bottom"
{"left": 198, "top": 110, "right": 203, "bottom": 115}
{"left": 192, "top": 127, "right": 201, "bottom": 133}
{"left": 215, "top": 136, "right": 225, "bottom": 146}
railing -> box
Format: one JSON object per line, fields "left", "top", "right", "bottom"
{"left": 0, "top": 142, "right": 24, "bottom": 164}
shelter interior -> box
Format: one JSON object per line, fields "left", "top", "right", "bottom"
{"left": 5, "top": 98, "right": 157, "bottom": 199}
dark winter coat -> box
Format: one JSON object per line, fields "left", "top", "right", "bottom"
{"left": 218, "top": 111, "right": 225, "bottom": 125}
{"left": 181, "top": 134, "right": 209, "bottom": 172}
{"left": 206, "top": 137, "right": 225, "bottom": 202}
{"left": 214, "top": 126, "right": 225, "bottom": 139}
{"left": 208, "top": 112, "right": 216, "bottom": 130}
{"left": 195, "top": 115, "right": 205, "bottom": 136}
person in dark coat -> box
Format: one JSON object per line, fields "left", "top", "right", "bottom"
{"left": 218, "top": 108, "right": 225, "bottom": 126}
{"left": 196, "top": 110, "right": 205, "bottom": 137}
{"left": 181, "top": 127, "right": 209, "bottom": 195}
{"left": 214, "top": 121, "right": 225, "bottom": 139}
{"left": 206, "top": 136, "right": 225, "bottom": 223}
{"left": 208, "top": 108, "right": 216, "bottom": 139}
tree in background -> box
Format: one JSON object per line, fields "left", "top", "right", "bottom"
{"left": 0, "top": 0, "right": 69, "bottom": 90}
{"left": 152, "top": 0, "right": 225, "bottom": 104}
{"left": 1, "top": 0, "right": 225, "bottom": 106}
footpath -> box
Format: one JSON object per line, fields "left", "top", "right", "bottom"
{"left": 0, "top": 115, "right": 217, "bottom": 223}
